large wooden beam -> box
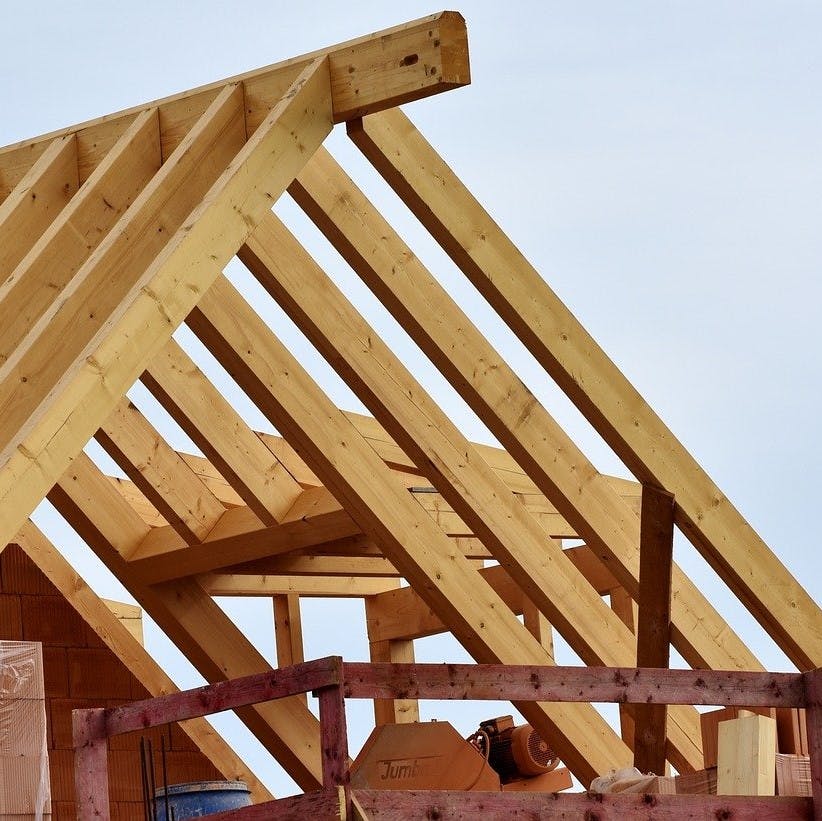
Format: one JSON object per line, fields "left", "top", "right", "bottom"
{"left": 47, "top": 452, "right": 325, "bottom": 789}
{"left": 187, "top": 274, "right": 639, "bottom": 783}
{"left": 0, "top": 134, "right": 78, "bottom": 275}
{"left": 633, "top": 485, "right": 675, "bottom": 775}
{"left": 142, "top": 339, "right": 303, "bottom": 525}
{"left": 293, "top": 143, "right": 760, "bottom": 676}
{"left": 0, "top": 12, "right": 468, "bottom": 198}
{"left": 96, "top": 397, "right": 226, "bottom": 542}
{"left": 0, "top": 109, "right": 161, "bottom": 368}
{"left": 0, "top": 58, "right": 333, "bottom": 552}
{"left": 12, "top": 521, "right": 273, "bottom": 802}
{"left": 349, "top": 108, "right": 822, "bottom": 670}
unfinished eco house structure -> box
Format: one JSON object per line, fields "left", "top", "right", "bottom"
{"left": 0, "top": 10, "right": 820, "bottom": 820}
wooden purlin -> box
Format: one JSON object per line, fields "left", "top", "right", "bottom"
{"left": 186, "top": 273, "right": 636, "bottom": 783}
{"left": 47, "top": 451, "right": 326, "bottom": 789}
{"left": 349, "top": 108, "right": 822, "bottom": 671}
{"left": 11, "top": 520, "right": 273, "bottom": 802}
{"left": 0, "top": 57, "right": 334, "bottom": 552}
{"left": 290, "top": 144, "right": 762, "bottom": 675}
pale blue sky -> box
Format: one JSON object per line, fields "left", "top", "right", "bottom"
{"left": 2, "top": 0, "right": 820, "bottom": 796}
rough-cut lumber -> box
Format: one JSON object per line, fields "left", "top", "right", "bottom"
{"left": 0, "top": 57, "right": 334, "bottom": 553}
{"left": 0, "top": 134, "right": 78, "bottom": 275}
{"left": 341, "top": 663, "right": 804, "bottom": 708}
{"left": 349, "top": 107, "right": 822, "bottom": 670}
{"left": 0, "top": 11, "right": 469, "bottom": 199}
{"left": 13, "top": 520, "right": 272, "bottom": 800}
{"left": 292, "top": 143, "right": 760, "bottom": 676}
{"left": 634, "top": 484, "right": 675, "bottom": 775}
{"left": 73, "top": 708, "right": 110, "bottom": 820}
{"left": 0, "top": 109, "right": 160, "bottom": 368}
{"left": 802, "top": 667, "right": 822, "bottom": 812}
{"left": 187, "top": 274, "right": 632, "bottom": 783}
{"left": 48, "top": 452, "right": 326, "bottom": 789}
{"left": 142, "top": 339, "right": 303, "bottom": 525}
{"left": 351, "top": 790, "right": 812, "bottom": 820}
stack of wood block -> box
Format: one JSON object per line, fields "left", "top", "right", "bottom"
{"left": 700, "top": 706, "right": 811, "bottom": 796}
{"left": 0, "top": 640, "right": 51, "bottom": 818}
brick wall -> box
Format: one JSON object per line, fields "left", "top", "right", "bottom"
{"left": 0, "top": 544, "right": 223, "bottom": 819}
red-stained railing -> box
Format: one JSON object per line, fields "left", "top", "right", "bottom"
{"left": 73, "top": 659, "right": 822, "bottom": 820}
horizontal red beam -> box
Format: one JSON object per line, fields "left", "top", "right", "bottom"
{"left": 197, "top": 789, "right": 344, "bottom": 820}
{"left": 103, "top": 656, "right": 340, "bottom": 737}
{"left": 342, "top": 662, "right": 806, "bottom": 707}
{"left": 351, "top": 790, "right": 813, "bottom": 820}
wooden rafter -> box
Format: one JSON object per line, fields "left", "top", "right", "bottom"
{"left": 349, "top": 107, "right": 822, "bottom": 671}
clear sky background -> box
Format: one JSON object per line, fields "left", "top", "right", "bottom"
{"left": 2, "top": 0, "right": 820, "bottom": 796}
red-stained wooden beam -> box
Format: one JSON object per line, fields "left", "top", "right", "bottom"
{"left": 196, "top": 789, "right": 345, "bottom": 820}
{"left": 104, "top": 656, "right": 340, "bottom": 737}
{"left": 804, "top": 667, "right": 822, "bottom": 815}
{"left": 341, "top": 663, "right": 805, "bottom": 708}
{"left": 316, "top": 683, "right": 350, "bottom": 792}
{"left": 351, "top": 790, "right": 812, "bottom": 820}
{"left": 634, "top": 484, "right": 675, "bottom": 774}
{"left": 73, "top": 707, "right": 110, "bottom": 821}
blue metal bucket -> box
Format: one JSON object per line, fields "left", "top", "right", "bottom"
{"left": 153, "top": 781, "right": 252, "bottom": 820}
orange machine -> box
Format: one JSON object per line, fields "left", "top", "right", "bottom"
{"left": 350, "top": 716, "right": 572, "bottom": 794}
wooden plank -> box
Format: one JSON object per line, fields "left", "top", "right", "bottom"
{"left": 198, "top": 790, "right": 345, "bottom": 821}
{"left": 274, "top": 593, "right": 305, "bottom": 669}
{"left": 104, "top": 657, "right": 338, "bottom": 736}
{"left": 349, "top": 108, "right": 822, "bottom": 671}
{"left": 293, "top": 143, "right": 760, "bottom": 678}
{"left": 48, "top": 453, "right": 326, "bottom": 790}
{"left": 127, "top": 490, "right": 360, "bottom": 582}
{"left": 14, "top": 521, "right": 272, "bottom": 800}
{"left": 0, "top": 109, "right": 160, "bottom": 369}
{"left": 96, "top": 397, "right": 226, "bottom": 542}
{"left": 717, "top": 713, "right": 777, "bottom": 795}
{"left": 522, "top": 597, "right": 554, "bottom": 662}
{"left": 0, "top": 57, "right": 334, "bottom": 553}
{"left": 340, "top": 663, "right": 804, "bottom": 708}
{"left": 611, "top": 587, "right": 638, "bottom": 748}
{"left": 234, "top": 555, "right": 400, "bottom": 578}
{"left": 351, "top": 790, "right": 812, "bottom": 820}
{"left": 143, "top": 338, "right": 303, "bottom": 524}
{"left": 634, "top": 485, "right": 675, "bottom": 775}
{"left": 0, "top": 11, "right": 468, "bottom": 199}
{"left": 242, "top": 214, "right": 637, "bottom": 674}
{"left": 0, "top": 134, "right": 78, "bottom": 275}
{"left": 202, "top": 573, "right": 401, "bottom": 598}
{"left": 188, "top": 275, "right": 632, "bottom": 784}
{"left": 0, "top": 82, "right": 246, "bottom": 455}
{"left": 316, "top": 679, "right": 350, "bottom": 789}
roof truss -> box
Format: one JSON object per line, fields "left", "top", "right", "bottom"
{"left": 0, "top": 10, "right": 817, "bottom": 793}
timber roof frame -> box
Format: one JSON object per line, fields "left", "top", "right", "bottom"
{"left": 0, "top": 9, "right": 819, "bottom": 794}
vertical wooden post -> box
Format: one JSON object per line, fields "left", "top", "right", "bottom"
{"left": 634, "top": 484, "right": 675, "bottom": 775}
{"left": 73, "top": 707, "right": 110, "bottom": 820}
{"left": 274, "top": 593, "right": 306, "bottom": 704}
{"left": 523, "top": 596, "right": 554, "bottom": 662}
{"left": 368, "top": 637, "right": 420, "bottom": 726}
{"left": 610, "top": 587, "right": 637, "bottom": 749}
{"left": 316, "top": 682, "right": 349, "bottom": 790}
{"left": 803, "top": 667, "right": 822, "bottom": 815}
